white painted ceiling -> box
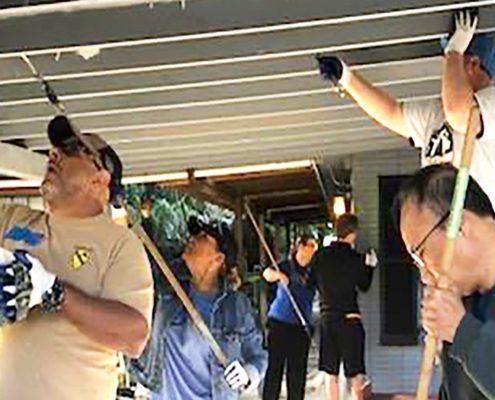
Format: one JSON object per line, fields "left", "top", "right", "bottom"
{"left": 0, "top": 0, "right": 494, "bottom": 178}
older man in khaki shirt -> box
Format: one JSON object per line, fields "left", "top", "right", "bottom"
{"left": 0, "top": 116, "right": 153, "bottom": 400}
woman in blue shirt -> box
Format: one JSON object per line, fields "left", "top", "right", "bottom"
{"left": 262, "top": 235, "right": 318, "bottom": 400}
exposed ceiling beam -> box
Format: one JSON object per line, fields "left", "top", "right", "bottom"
{"left": 267, "top": 205, "right": 329, "bottom": 224}
{"left": 181, "top": 174, "right": 237, "bottom": 210}
{"left": 246, "top": 189, "right": 313, "bottom": 200}
{"left": 267, "top": 203, "right": 322, "bottom": 214}
{"left": 0, "top": 142, "right": 46, "bottom": 179}
{"left": 0, "top": 71, "right": 439, "bottom": 111}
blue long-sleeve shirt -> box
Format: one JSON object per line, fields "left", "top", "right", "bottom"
{"left": 266, "top": 258, "right": 316, "bottom": 327}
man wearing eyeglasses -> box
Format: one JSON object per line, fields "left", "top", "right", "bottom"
{"left": 0, "top": 116, "right": 154, "bottom": 400}
{"left": 317, "top": 10, "right": 495, "bottom": 207}
{"left": 396, "top": 164, "right": 495, "bottom": 399}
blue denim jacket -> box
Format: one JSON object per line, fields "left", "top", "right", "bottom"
{"left": 130, "top": 261, "right": 267, "bottom": 400}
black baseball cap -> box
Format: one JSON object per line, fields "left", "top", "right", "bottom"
{"left": 47, "top": 115, "right": 123, "bottom": 206}
{"left": 187, "top": 216, "right": 237, "bottom": 268}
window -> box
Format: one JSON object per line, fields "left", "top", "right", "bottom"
{"left": 379, "top": 176, "right": 419, "bottom": 345}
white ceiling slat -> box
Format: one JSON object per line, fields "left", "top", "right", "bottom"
{"left": 27, "top": 117, "right": 374, "bottom": 150}
{"left": 0, "top": 56, "right": 439, "bottom": 106}
{"left": 0, "top": 67, "right": 440, "bottom": 108}
{"left": 124, "top": 137, "right": 407, "bottom": 175}
{"left": 0, "top": 93, "right": 440, "bottom": 143}
{"left": 118, "top": 128, "right": 388, "bottom": 162}
{"left": 0, "top": 1, "right": 184, "bottom": 20}
{"left": 122, "top": 132, "right": 396, "bottom": 164}
{"left": 0, "top": 79, "right": 439, "bottom": 129}
{"left": 0, "top": 71, "right": 318, "bottom": 106}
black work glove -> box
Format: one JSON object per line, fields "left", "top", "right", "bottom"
{"left": 316, "top": 55, "right": 344, "bottom": 85}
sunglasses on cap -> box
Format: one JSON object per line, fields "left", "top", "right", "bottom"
{"left": 55, "top": 138, "right": 103, "bottom": 172}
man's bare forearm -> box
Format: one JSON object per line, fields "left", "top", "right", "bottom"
{"left": 442, "top": 53, "right": 480, "bottom": 133}
{"left": 344, "top": 70, "right": 410, "bottom": 137}
{"left": 61, "top": 284, "right": 149, "bottom": 358}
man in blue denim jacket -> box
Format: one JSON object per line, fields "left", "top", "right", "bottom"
{"left": 130, "top": 217, "right": 267, "bottom": 400}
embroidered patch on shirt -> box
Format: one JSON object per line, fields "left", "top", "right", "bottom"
{"left": 71, "top": 246, "right": 91, "bottom": 270}
{"left": 424, "top": 123, "right": 454, "bottom": 162}
{"left": 4, "top": 225, "right": 44, "bottom": 246}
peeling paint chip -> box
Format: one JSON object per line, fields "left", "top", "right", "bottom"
{"left": 76, "top": 46, "right": 101, "bottom": 60}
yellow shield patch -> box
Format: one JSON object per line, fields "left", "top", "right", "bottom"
{"left": 71, "top": 246, "right": 91, "bottom": 270}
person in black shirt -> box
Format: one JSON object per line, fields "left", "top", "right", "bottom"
{"left": 311, "top": 214, "right": 377, "bottom": 400}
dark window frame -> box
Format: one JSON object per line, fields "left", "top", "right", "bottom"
{"left": 379, "top": 175, "right": 419, "bottom": 346}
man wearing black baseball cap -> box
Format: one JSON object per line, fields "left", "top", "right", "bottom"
{"left": 0, "top": 115, "right": 153, "bottom": 400}
{"left": 316, "top": 9, "right": 495, "bottom": 208}
{"left": 46, "top": 114, "right": 123, "bottom": 207}
{"left": 131, "top": 216, "right": 267, "bottom": 400}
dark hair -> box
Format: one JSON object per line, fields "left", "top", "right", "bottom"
{"left": 393, "top": 164, "right": 495, "bottom": 229}
{"left": 290, "top": 234, "right": 317, "bottom": 258}
{"left": 187, "top": 216, "right": 238, "bottom": 270}
{"left": 336, "top": 213, "right": 359, "bottom": 239}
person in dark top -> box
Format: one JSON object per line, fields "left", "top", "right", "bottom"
{"left": 261, "top": 234, "right": 318, "bottom": 400}
{"left": 311, "top": 214, "right": 377, "bottom": 400}
{"left": 395, "top": 164, "right": 495, "bottom": 400}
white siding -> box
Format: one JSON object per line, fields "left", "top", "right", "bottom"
{"left": 0, "top": 195, "right": 43, "bottom": 210}
{"left": 350, "top": 147, "right": 442, "bottom": 394}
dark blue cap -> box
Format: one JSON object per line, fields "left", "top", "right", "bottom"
{"left": 441, "top": 33, "right": 495, "bottom": 78}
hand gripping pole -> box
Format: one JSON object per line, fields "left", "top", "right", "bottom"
{"left": 244, "top": 202, "right": 312, "bottom": 338}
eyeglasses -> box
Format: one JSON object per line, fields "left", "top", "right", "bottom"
{"left": 409, "top": 211, "right": 450, "bottom": 270}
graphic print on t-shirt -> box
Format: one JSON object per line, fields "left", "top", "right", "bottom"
{"left": 71, "top": 246, "right": 91, "bottom": 270}
{"left": 424, "top": 123, "right": 454, "bottom": 164}
{"left": 4, "top": 225, "right": 44, "bottom": 246}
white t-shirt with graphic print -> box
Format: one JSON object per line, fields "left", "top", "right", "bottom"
{"left": 403, "top": 86, "right": 495, "bottom": 207}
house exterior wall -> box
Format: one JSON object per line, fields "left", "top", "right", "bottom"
{"left": 350, "top": 147, "right": 442, "bottom": 394}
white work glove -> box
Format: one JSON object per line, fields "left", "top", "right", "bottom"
{"left": 134, "top": 383, "right": 150, "bottom": 400}
{"left": 365, "top": 248, "right": 378, "bottom": 268}
{"left": 443, "top": 10, "right": 478, "bottom": 55}
{"left": 224, "top": 360, "right": 251, "bottom": 392}
{"left": 0, "top": 248, "right": 62, "bottom": 325}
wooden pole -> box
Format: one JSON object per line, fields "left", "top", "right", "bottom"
{"left": 132, "top": 222, "right": 229, "bottom": 367}
{"left": 21, "top": 55, "right": 230, "bottom": 368}
{"left": 244, "top": 202, "right": 312, "bottom": 338}
{"left": 415, "top": 105, "right": 479, "bottom": 399}
{"left": 258, "top": 212, "right": 268, "bottom": 328}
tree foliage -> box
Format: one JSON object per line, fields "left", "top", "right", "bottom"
{"left": 125, "top": 184, "right": 234, "bottom": 262}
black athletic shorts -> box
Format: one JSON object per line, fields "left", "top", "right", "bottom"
{"left": 318, "top": 315, "right": 365, "bottom": 377}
